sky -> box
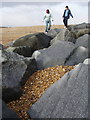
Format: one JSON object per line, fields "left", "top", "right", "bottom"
{"left": 0, "top": 1, "right": 89, "bottom": 27}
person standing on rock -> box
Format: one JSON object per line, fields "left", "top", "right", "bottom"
{"left": 43, "top": 9, "right": 54, "bottom": 33}
{"left": 63, "top": 6, "right": 73, "bottom": 29}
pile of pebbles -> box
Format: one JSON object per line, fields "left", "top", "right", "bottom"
{"left": 7, "top": 65, "right": 74, "bottom": 120}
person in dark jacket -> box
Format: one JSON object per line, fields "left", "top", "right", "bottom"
{"left": 63, "top": 6, "right": 73, "bottom": 28}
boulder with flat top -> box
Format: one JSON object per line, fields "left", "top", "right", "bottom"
{"left": 7, "top": 33, "right": 51, "bottom": 57}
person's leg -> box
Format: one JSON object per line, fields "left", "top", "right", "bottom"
{"left": 48, "top": 21, "right": 51, "bottom": 30}
{"left": 45, "top": 21, "right": 48, "bottom": 32}
{"left": 63, "top": 18, "right": 66, "bottom": 27}
{"left": 65, "top": 19, "right": 68, "bottom": 27}
{"left": 63, "top": 18, "right": 68, "bottom": 28}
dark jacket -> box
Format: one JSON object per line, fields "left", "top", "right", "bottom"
{"left": 63, "top": 9, "right": 73, "bottom": 19}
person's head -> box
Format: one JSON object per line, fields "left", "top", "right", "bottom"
{"left": 46, "top": 9, "right": 50, "bottom": 14}
{"left": 65, "top": 6, "right": 69, "bottom": 10}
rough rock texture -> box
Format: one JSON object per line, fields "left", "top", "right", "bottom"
{"left": 10, "top": 32, "right": 51, "bottom": 48}
{"left": 50, "top": 29, "right": 76, "bottom": 45}
{"left": 1, "top": 50, "right": 27, "bottom": 102}
{"left": 7, "top": 33, "right": 51, "bottom": 57}
{"left": 28, "top": 63, "right": 88, "bottom": 118}
{"left": 1, "top": 50, "right": 37, "bottom": 102}
{"left": 50, "top": 23, "right": 90, "bottom": 45}
{"left": 73, "top": 29, "right": 90, "bottom": 39}
{"left": 21, "top": 57, "right": 37, "bottom": 86}
{"left": 65, "top": 46, "right": 88, "bottom": 66}
{"left": 75, "top": 34, "right": 89, "bottom": 48}
{"left": 6, "top": 46, "right": 33, "bottom": 57}
{"left": 2, "top": 100, "right": 20, "bottom": 119}
{"left": 68, "top": 22, "right": 90, "bottom": 31}
{"left": 32, "top": 41, "right": 76, "bottom": 69}
{"left": 47, "top": 28, "right": 61, "bottom": 38}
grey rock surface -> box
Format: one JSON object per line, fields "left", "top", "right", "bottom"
{"left": 73, "top": 28, "right": 90, "bottom": 39}
{"left": 2, "top": 99, "right": 20, "bottom": 119}
{"left": 10, "top": 32, "right": 51, "bottom": 48}
{"left": 68, "top": 22, "right": 90, "bottom": 31}
{"left": 6, "top": 46, "right": 33, "bottom": 57}
{"left": 65, "top": 46, "right": 88, "bottom": 66}
{"left": 28, "top": 63, "right": 88, "bottom": 118}
{"left": 1, "top": 50, "right": 27, "bottom": 102}
{"left": 32, "top": 41, "right": 76, "bottom": 69}
{"left": 47, "top": 28, "right": 61, "bottom": 38}
{"left": 7, "top": 33, "right": 51, "bottom": 57}
{"left": 1, "top": 50, "right": 37, "bottom": 102}
{"left": 50, "top": 29, "right": 76, "bottom": 45}
{"left": 75, "top": 34, "right": 89, "bottom": 48}
{"left": 50, "top": 23, "right": 90, "bottom": 45}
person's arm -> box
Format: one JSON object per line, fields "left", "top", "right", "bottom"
{"left": 43, "top": 15, "right": 46, "bottom": 21}
{"left": 69, "top": 10, "right": 73, "bottom": 18}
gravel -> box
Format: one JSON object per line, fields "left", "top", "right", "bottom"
{"left": 7, "top": 65, "right": 74, "bottom": 120}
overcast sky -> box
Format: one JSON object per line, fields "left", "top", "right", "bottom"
{"left": 0, "top": 1, "right": 89, "bottom": 27}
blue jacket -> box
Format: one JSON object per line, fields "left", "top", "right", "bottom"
{"left": 63, "top": 9, "right": 73, "bottom": 19}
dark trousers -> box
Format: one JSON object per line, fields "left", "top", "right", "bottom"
{"left": 63, "top": 18, "right": 68, "bottom": 27}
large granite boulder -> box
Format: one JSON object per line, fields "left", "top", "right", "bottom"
{"left": 50, "top": 23, "right": 90, "bottom": 45}
{"left": 47, "top": 28, "right": 61, "bottom": 38}
{"left": 6, "top": 46, "right": 33, "bottom": 57}
{"left": 68, "top": 22, "right": 90, "bottom": 31}
{"left": 7, "top": 33, "right": 51, "bottom": 57}
{"left": 10, "top": 32, "right": 51, "bottom": 47}
{"left": 1, "top": 100, "right": 20, "bottom": 119}
{"left": 28, "top": 63, "right": 88, "bottom": 118}
{"left": 75, "top": 34, "right": 89, "bottom": 48}
{"left": 50, "top": 29, "right": 76, "bottom": 45}
{"left": 32, "top": 41, "right": 76, "bottom": 70}
{"left": 73, "top": 28, "right": 90, "bottom": 39}
{"left": 65, "top": 46, "right": 88, "bottom": 66}
{"left": 1, "top": 50, "right": 37, "bottom": 102}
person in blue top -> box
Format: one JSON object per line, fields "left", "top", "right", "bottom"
{"left": 63, "top": 6, "right": 73, "bottom": 29}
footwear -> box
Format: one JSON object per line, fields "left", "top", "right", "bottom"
{"left": 64, "top": 26, "right": 67, "bottom": 29}
{"left": 45, "top": 32, "right": 48, "bottom": 34}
